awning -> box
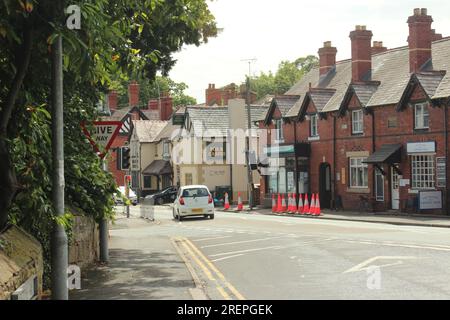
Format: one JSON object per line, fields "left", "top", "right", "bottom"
{"left": 142, "top": 160, "right": 172, "bottom": 176}
{"left": 363, "top": 144, "right": 402, "bottom": 164}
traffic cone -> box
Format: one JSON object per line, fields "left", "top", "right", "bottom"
{"left": 290, "top": 193, "right": 297, "bottom": 213}
{"left": 310, "top": 194, "right": 316, "bottom": 216}
{"left": 276, "top": 193, "right": 282, "bottom": 213}
{"left": 314, "top": 193, "right": 321, "bottom": 216}
{"left": 287, "top": 193, "right": 292, "bottom": 212}
{"left": 297, "top": 194, "right": 304, "bottom": 215}
{"left": 223, "top": 192, "right": 230, "bottom": 210}
{"left": 237, "top": 192, "right": 243, "bottom": 211}
{"left": 281, "top": 194, "right": 287, "bottom": 212}
{"left": 271, "top": 194, "right": 277, "bottom": 213}
{"left": 303, "top": 194, "right": 310, "bottom": 215}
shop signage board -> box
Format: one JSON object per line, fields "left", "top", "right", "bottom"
{"left": 419, "top": 190, "right": 442, "bottom": 210}
{"left": 406, "top": 141, "right": 435, "bottom": 154}
{"left": 436, "top": 157, "right": 446, "bottom": 188}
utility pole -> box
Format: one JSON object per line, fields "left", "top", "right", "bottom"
{"left": 241, "top": 58, "right": 257, "bottom": 210}
{"left": 51, "top": 2, "right": 68, "bottom": 300}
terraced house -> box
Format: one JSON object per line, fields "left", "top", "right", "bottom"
{"left": 258, "top": 8, "right": 450, "bottom": 214}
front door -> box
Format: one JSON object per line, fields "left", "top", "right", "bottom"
{"left": 391, "top": 166, "right": 400, "bottom": 210}
{"left": 319, "top": 163, "right": 331, "bottom": 209}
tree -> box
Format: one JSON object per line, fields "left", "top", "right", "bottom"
{"left": 250, "top": 55, "right": 319, "bottom": 99}
{"left": 0, "top": 0, "right": 216, "bottom": 285}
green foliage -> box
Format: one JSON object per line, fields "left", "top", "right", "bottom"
{"left": 250, "top": 55, "right": 319, "bottom": 99}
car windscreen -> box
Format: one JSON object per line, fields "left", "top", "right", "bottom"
{"left": 182, "top": 188, "right": 209, "bottom": 198}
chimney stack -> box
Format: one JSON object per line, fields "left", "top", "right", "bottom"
{"left": 407, "top": 8, "right": 433, "bottom": 73}
{"left": 107, "top": 90, "right": 118, "bottom": 114}
{"left": 128, "top": 81, "right": 140, "bottom": 107}
{"left": 371, "top": 41, "right": 387, "bottom": 55}
{"left": 431, "top": 29, "right": 443, "bottom": 42}
{"left": 350, "top": 25, "right": 373, "bottom": 82}
{"left": 318, "top": 41, "right": 337, "bottom": 76}
{"left": 160, "top": 96, "right": 173, "bottom": 121}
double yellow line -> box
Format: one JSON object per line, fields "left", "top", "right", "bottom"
{"left": 173, "top": 237, "right": 245, "bottom": 300}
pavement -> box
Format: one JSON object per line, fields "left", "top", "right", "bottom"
{"left": 71, "top": 204, "right": 450, "bottom": 300}
{"left": 221, "top": 206, "right": 450, "bottom": 228}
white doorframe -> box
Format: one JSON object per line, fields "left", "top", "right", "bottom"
{"left": 391, "top": 165, "right": 400, "bottom": 210}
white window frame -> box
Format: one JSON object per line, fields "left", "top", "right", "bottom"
{"left": 310, "top": 114, "right": 318, "bottom": 137}
{"left": 375, "top": 168, "right": 384, "bottom": 201}
{"left": 352, "top": 109, "right": 364, "bottom": 134}
{"left": 275, "top": 119, "right": 284, "bottom": 142}
{"left": 414, "top": 102, "right": 429, "bottom": 129}
{"left": 349, "top": 157, "right": 368, "bottom": 188}
{"left": 411, "top": 154, "right": 435, "bottom": 189}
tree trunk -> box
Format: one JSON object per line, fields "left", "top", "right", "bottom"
{"left": 0, "top": 28, "right": 33, "bottom": 231}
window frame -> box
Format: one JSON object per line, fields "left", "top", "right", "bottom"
{"left": 143, "top": 175, "right": 152, "bottom": 189}
{"left": 411, "top": 154, "right": 435, "bottom": 190}
{"left": 274, "top": 118, "right": 284, "bottom": 142}
{"left": 310, "top": 114, "right": 318, "bottom": 137}
{"left": 351, "top": 109, "right": 364, "bottom": 134}
{"left": 349, "top": 157, "right": 368, "bottom": 188}
{"left": 414, "top": 102, "right": 430, "bottom": 130}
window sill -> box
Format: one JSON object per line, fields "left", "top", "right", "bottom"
{"left": 346, "top": 187, "right": 370, "bottom": 194}
{"left": 351, "top": 132, "right": 364, "bottom": 136}
{"left": 408, "top": 188, "right": 435, "bottom": 194}
{"left": 308, "top": 136, "right": 320, "bottom": 141}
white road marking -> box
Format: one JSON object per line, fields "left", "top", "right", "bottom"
{"left": 344, "top": 256, "right": 419, "bottom": 273}
{"left": 194, "top": 236, "right": 234, "bottom": 242}
{"left": 209, "top": 245, "right": 284, "bottom": 257}
{"left": 200, "top": 236, "right": 286, "bottom": 249}
{"left": 345, "top": 240, "right": 450, "bottom": 252}
{"left": 211, "top": 254, "right": 245, "bottom": 262}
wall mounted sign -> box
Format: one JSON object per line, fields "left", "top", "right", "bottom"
{"left": 419, "top": 190, "right": 442, "bottom": 210}
{"left": 406, "top": 141, "right": 435, "bottom": 154}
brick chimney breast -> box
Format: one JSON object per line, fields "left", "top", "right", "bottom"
{"left": 350, "top": 25, "right": 373, "bottom": 82}
{"left": 107, "top": 90, "right": 118, "bottom": 114}
{"left": 371, "top": 41, "right": 388, "bottom": 55}
{"left": 128, "top": 81, "right": 140, "bottom": 107}
{"left": 318, "top": 41, "right": 337, "bottom": 76}
{"left": 407, "top": 8, "right": 433, "bottom": 73}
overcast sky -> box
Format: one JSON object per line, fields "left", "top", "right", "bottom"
{"left": 169, "top": 0, "right": 450, "bottom": 103}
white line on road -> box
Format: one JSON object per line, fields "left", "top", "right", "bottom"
{"left": 209, "top": 245, "right": 284, "bottom": 257}
{"left": 211, "top": 254, "right": 245, "bottom": 262}
{"left": 200, "top": 236, "right": 287, "bottom": 249}
{"left": 344, "top": 256, "right": 419, "bottom": 273}
{"left": 194, "top": 236, "right": 234, "bottom": 242}
{"left": 345, "top": 240, "right": 450, "bottom": 252}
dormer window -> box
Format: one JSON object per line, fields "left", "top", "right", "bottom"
{"left": 310, "top": 114, "right": 319, "bottom": 137}
{"left": 275, "top": 119, "right": 283, "bottom": 142}
{"left": 414, "top": 102, "right": 429, "bottom": 129}
{"left": 352, "top": 110, "right": 363, "bottom": 134}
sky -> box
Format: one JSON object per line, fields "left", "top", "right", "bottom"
{"left": 169, "top": 0, "right": 450, "bottom": 104}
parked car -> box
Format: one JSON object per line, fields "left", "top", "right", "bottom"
{"left": 114, "top": 186, "right": 138, "bottom": 206}
{"left": 172, "top": 185, "right": 214, "bottom": 221}
{"left": 148, "top": 186, "right": 178, "bottom": 205}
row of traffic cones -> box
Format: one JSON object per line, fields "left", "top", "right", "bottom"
{"left": 272, "top": 193, "right": 322, "bottom": 216}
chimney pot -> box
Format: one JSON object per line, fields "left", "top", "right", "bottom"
{"left": 324, "top": 41, "right": 332, "bottom": 47}
{"left": 414, "top": 8, "right": 420, "bottom": 16}
{"left": 421, "top": 8, "right": 427, "bottom": 15}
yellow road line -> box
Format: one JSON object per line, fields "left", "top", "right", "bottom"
{"left": 184, "top": 238, "right": 246, "bottom": 300}
{"left": 216, "top": 286, "right": 231, "bottom": 300}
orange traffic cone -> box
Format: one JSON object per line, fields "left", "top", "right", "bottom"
{"left": 313, "top": 193, "right": 321, "bottom": 216}
{"left": 303, "top": 194, "right": 310, "bottom": 215}
{"left": 287, "top": 193, "right": 292, "bottom": 212}
{"left": 276, "top": 193, "right": 282, "bottom": 213}
{"left": 223, "top": 192, "right": 230, "bottom": 210}
{"left": 297, "top": 194, "right": 304, "bottom": 214}
{"left": 289, "top": 193, "right": 297, "bottom": 213}
{"left": 237, "top": 192, "right": 243, "bottom": 211}
{"left": 310, "top": 194, "right": 316, "bottom": 216}
{"left": 271, "top": 194, "right": 277, "bottom": 213}
{"left": 281, "top": 194, "right": 287, "bottom": 212}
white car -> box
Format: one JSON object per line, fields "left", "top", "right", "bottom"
{"left": 114, "top": 186, "right": 138, "bottom": 206}
{"left": 172, "top": 185, "right": 214, "bottom": 221}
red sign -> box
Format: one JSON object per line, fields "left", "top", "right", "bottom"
{"left": 81, "top": 121, "right": 122, "bottom": 159}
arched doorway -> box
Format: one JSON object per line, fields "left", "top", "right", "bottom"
{"left": 319, "top": 163, "right": 331, "bottom": 209}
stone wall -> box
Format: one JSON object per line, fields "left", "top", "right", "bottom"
{"left": 0, "top": 226, "right": 43, "bottom": 300}
{"left": 69, "top": 214, "right": 99, "bottom": 269}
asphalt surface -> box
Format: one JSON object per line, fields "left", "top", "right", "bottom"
{"left": 72, "top": 204, "right": 450, "bottom": 300}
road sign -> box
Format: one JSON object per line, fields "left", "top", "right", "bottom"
{"left": 81, "top": 121, "right": 122, "bottom": 159}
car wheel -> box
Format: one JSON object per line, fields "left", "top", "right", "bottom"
{"left": 209, "top": 214, "right": 214, "bottom": 220}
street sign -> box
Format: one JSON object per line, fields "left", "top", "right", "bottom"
{"left": 81, "top": 121, "right": 122, "bottom": 159}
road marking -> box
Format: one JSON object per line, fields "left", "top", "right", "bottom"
{"left": 211, "top": 254, "right": 245, "bottom": 262}
{"left": 194, "top": 236, "right": 234, "bottom": 242}
{"left": 345, "top": 240, "right": 450, "bottom": 252}
{"left": 200, "top": 236, "right": 286, "bottom": 249}
{"left": 209, "top": 245, "right": 284, "bottom": 257}
{"left": 344, "top": 256, "right": 419, "bottom": 273}
{"left": 181, "top": 241, "right": 215, "bottom": 281}
{"left": 216, "top": 286, "right": 231, "bottom": 300}
{"left": 184, "top": 238, "right": 246, "bottom": 300}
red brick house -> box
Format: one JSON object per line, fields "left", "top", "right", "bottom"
{"left": 258, "top": 8, "right": 450, "bottom": 214}
{"left": 104, "top": 82, "right": 173, "bottom": 187}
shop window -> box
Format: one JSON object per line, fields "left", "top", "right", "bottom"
{"left": 411, "top": 154, "right": 435, "bottom": 189}
{"left": 310, "top": 114, "right": 318, "bottom": 137}
{"left": 349, "top": 157, "right": 368, "bottom": 188}
{"left": 414, "top": 102, "right": 429, "bottom": 129}
{"left": 352, "top": 110, "right": 363, "bottom": 134}
{"left": 143, "top": 175, "right": 152, "bottom": 189}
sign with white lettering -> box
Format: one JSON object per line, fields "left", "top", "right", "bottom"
{"left": 419, "top": 190, "right": 442, "bottom": 210}
{"left": 81, "top": 121, "right": 122, "bottom": 159}
{"left": 406, "top": 141, "right": 435, "bottom": 154}
{"left": 436, "top": 157, "right": 446, "bottom": 188}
